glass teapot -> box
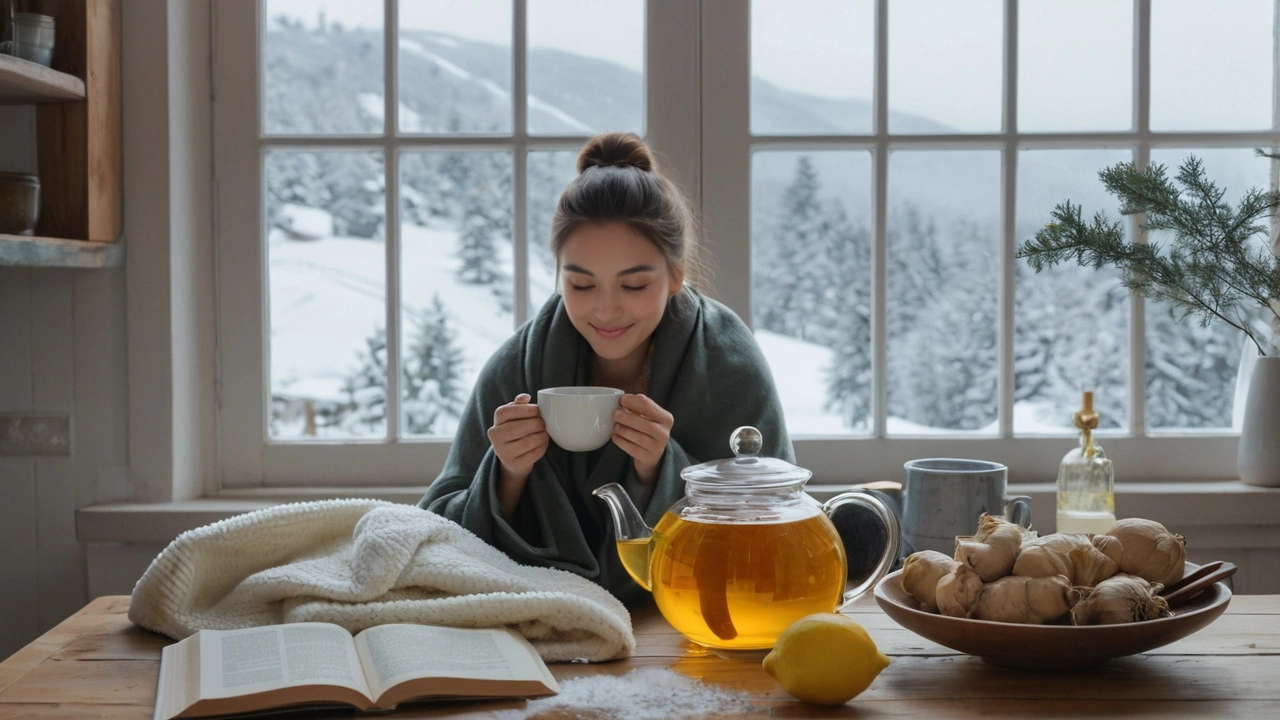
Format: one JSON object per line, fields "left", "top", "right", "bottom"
{"left": 593, "top": 426, "right": 900, "bottom": 650}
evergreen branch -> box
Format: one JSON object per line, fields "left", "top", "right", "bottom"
{"left": 1019, "top": 154, "right": 1280, "bottom": 356}
{"left": 1143, "top": 276, "right": 1265, "bottom": 356}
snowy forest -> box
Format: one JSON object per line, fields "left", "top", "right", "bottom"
{"left": 262, "top": 17, "right": 1250, "bottom": 440}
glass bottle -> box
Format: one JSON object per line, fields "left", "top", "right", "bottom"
{"left": 1056, "top": 390, "right": 1116, "bottom": 534}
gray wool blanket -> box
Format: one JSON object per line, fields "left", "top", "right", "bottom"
{"left": 419, "top": 288, "right": 793, "bottom": 604}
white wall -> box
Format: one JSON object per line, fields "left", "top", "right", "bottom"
{"left": 0, "top": 0, "right": 213, "bottom": 658}
{"left": 0, "top": 261, "right": 130, "bottom": 660}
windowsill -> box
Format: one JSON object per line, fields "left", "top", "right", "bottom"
{"left": 75, "top": 480, "right": 1280, "bottom": 544}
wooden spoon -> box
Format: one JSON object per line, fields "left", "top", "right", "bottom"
{"left": 1160, "top": 561, "right": 1237, "bottom": 609}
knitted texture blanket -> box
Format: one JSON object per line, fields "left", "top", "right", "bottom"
{"left": 128, "top": 499, "right": 635, "bottom": 662}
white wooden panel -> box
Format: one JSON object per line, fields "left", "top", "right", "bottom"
{"left": 213, "top": 0, "right": 265, "bottom": 487}
{"left": 0, "top": 267, "right": 39, "bottom": 660}
{"left": 85, "top": 542, "right": 166, "bottom": 598}
{"left": 75, "top": 268, "right": 131, "bottom": 505}
{"left": 168, "top": 0, "right": 217, "bottom": 501}
{"left": 29, "top": 270, "right": 86, "bottom": 634}
{"left": 1240, "top": 548, "right": 1280, "bottom": 595}
{"left": 122, "top": 0, "right": 175, "bottom": 502}
{"left": 699, "top": 0, "right": 751, "bottom": 318}
{"left": 647, "top": 0, "right": 701, "bottom": 211}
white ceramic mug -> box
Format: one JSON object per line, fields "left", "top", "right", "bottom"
{"left": 536, "top": 386, "right": 624, "bottom": 452}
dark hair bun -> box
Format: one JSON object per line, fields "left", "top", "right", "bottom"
{"left": 577, "top": 132, "right": 655, "bottom": 173}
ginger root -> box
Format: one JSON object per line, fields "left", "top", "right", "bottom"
{"left": 954, "top": 513, "right": 1028, "bottom": 582}
{"left": 970, "top": 574, "right": 1082, "bottom": 624}
{"left": 1012, "top": 533, "right": 1120, "bottom": 586}
{"left": 902, "top": 550, "right": 958, "bottom": 613}
{"left": 1070, "top": 574, "right": 1173, "bottom": 625}
{"left": 935, "top": 562, "right": 984, "bottom": 619}
{"left": 1105, "top": 518, "right": 1186, "bottom": 587}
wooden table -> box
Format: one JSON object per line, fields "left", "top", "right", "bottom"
{"left": 1, "top": 595, "right": 1278, "bottom": 719}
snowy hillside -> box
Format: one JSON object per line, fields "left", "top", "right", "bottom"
{"left": 261, "top": 22, "right": 1255, "bottom": 439}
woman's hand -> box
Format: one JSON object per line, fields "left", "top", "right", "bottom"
{"left": 612, "top": 393, "right": 674, "bottom": 485}
{"left": 488, "top": 394, "right": 549, "bottom": 516}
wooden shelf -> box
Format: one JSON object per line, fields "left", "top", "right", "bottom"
{"left": 0, "top": 53, "right": 85, "bottom": 104}
{"left": 0, "top": 234, "right": 122, "bottom": 268}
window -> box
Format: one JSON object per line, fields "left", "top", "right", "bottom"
{"left": 214, "top": 0, "right": 1271, "bottom": 487}
{"left": 712, "top": 0, "right": 1272, "bottom": 481}
{"left": 213, "top": 0, "right": 695, "bottom": 485}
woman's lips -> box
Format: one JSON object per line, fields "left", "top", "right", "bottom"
{"left": 593, "top": 324, "right": 630, "bottom": 340}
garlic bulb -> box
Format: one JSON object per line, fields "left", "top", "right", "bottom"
{"left": 1070, "top": 574, "right": 1173, "bottom": 625}
{"left": 1105, "top": 518, "right": 1186, "bottom": 587}
{"left": 902, "top": 550, "right": 958, "bottom": 613}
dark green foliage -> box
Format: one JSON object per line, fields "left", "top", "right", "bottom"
{"left": 1018, "top": 156, "right": 1280, "bottom": 356}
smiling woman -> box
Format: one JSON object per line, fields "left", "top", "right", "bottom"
{"left": 418, "top": 133, "right": 793, "bottom": 604}
{"left": 559, "top": 225, "right": 681, "bottom": 394}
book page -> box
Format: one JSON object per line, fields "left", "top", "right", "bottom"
{"left": 199, "top": 623, "right": 372, "bottom": 701}
{"left": 152, "top": 633, "right": 203, "bottom": 720}
{"left": 354, "top": 624, "right": 556, "bottom": 703}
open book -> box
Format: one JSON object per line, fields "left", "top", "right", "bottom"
{"left": 152, "top": 622, "right": 559, "bottom": 720}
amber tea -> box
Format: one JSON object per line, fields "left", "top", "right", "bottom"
{"left": 619, "top": 512, "right": 847, "bottom": 649}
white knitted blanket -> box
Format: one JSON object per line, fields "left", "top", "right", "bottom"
{"left": 128, "top": 499, "right": 635, "bottom": 662}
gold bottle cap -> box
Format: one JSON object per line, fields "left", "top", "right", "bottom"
{"left": 1073, "top": 390, "right": 1100, "bottom": 458}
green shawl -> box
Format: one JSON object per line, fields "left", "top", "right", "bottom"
{"left": 418, "top": 288, "right": 793, "bottom": 605}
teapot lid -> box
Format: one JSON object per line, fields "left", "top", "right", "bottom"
{"left": 680, "top": 426, "right": 811, "bottom": 488}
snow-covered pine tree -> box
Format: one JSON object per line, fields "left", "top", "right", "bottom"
{"left": 885, "top": 203, "right": 948, "bottom": 424}
{"left": 1146, "top": 303, "right": 1242, "bottom": 428}
{"left": 1047, "top": 277, "right": 1129, "bottom": 428}
{"left": 898, "top": 230, "right": 999, "bottom": 430}
{"left": 322, "top": 152, "right": 384, "bottom": 238}
{"left": 457, "top": 186, "right": 505, "bottom": 284}
{"left": 342, "top": 327, "right": 388, "bottom": 434}
{"left": 527, "top": 152, "right": 576, "bottom": 279}
{"left": 404, "top": 294, "right": 468, "bottom": 435}
{"left": 1013, "top": 259, "right": 1058, "bottom": 407}
{"left": 823, "top": 210, "right": 873, "bottom": 429}
{"left": 755, "top": 156, "right": 827, "bottom": 340}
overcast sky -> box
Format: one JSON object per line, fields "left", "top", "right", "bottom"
{"left": 267, "top": 0, "right": 1276, "bottom": 132}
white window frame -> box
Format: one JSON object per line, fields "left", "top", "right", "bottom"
{"left": 212, "top": 0, "right": 698, "bottom": 487}
{"left": 702, "top": 0, "right": 1259, "bottom": 483}
{"left": 212, "top": 0, "right": 1260, "bottom": 489}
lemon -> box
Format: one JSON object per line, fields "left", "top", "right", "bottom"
{"left": 762, "top": 613, "right": 890, "bottom": 706}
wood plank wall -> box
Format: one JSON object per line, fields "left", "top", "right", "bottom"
{"left": 0, "top": 265, "right": 129, "bottom": 660}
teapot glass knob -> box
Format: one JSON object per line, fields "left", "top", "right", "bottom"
{"left": 730, "top": 426, "right": 762, "bottom": 457}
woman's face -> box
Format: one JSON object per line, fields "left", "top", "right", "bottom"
{"left": 558, "top": 222, "right": 684, "bottom": 365}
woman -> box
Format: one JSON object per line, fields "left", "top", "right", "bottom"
{"left": 419, "top": 132, "right": 792, "bottom": 604}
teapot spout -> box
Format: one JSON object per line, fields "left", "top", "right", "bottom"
{"left": 592, "top": 483, "right": 653, "bottom": 591}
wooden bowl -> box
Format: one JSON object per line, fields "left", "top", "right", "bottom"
{"left": 873, "top": 563, "right": 1231, "bottom": 671}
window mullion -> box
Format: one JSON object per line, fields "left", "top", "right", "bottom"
{"left": 383, "top": 0, "right": 401, "bottom": 441}
{"left": 513, "top": 0, "right": 529, "bottom": 327}
{"left": 872, "top": 0, "right": 889, "bottom": 437}
{"left": 998, "top": 0, "right": 1017, "bottom": 438}
{"left": 1272, "top": 0, "right": 1280, "bottom": 258}
{"left": 1130, "top": 0, "right": 1152, "bottom": 436}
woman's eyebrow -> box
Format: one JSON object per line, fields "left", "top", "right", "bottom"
{"left": 561, "top": 264, "right": 657, "bottom": 277}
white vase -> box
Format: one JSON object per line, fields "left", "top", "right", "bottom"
{"left": 1238, "top": 356, "right": 1280, "bottom": 487}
